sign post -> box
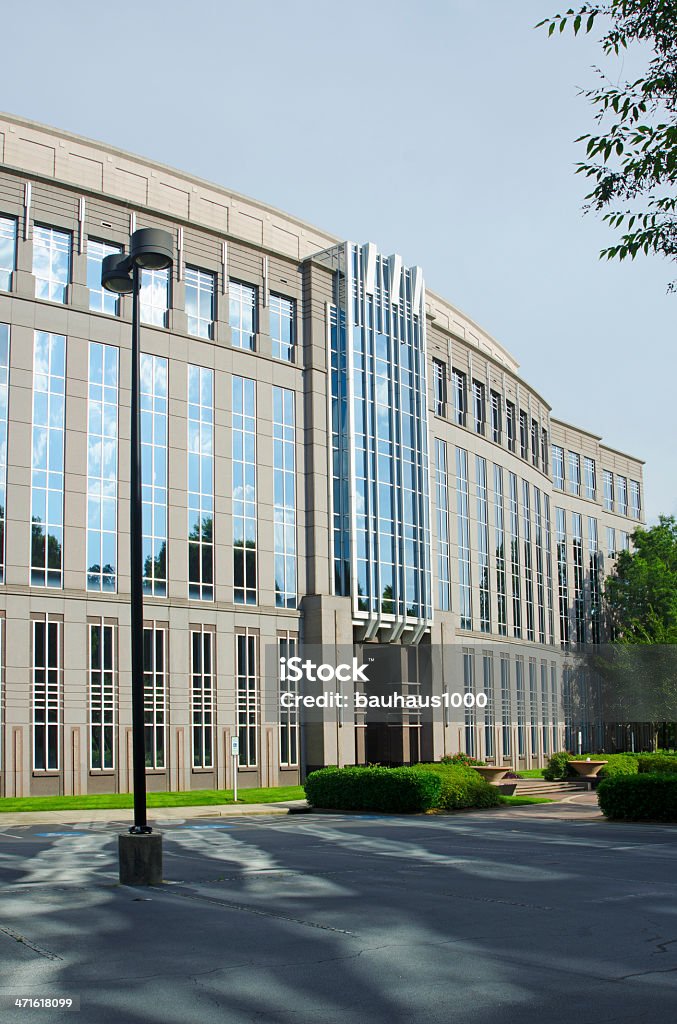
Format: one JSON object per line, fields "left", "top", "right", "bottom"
{"left": 231, "top": 736, "right": 239, "bottom": 803}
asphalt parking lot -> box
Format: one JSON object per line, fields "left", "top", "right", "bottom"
{"left": 0, "top": 802, "right": 675, "bottom": 1023}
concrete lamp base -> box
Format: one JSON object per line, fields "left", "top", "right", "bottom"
{"left": 118, "top": 832, "right": 163, "bottom": 886}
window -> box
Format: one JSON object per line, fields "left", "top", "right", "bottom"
{"left": 540, "top": 428, "right": 549, "bottom": 474}
{"left": 603, "top": 470, "right": 614, "bottom": 511}
{"left": 473, "top": 379, "right": 485, "bottom": 435}
{"left": 191, "top": 627, "right": 214, "bottom": 769}
{"left": 89, "top": 621, "right": 115, "bottom": 770}
{"left": 141, "top": 354, "right": 168, "bottom": 596}
{"left": 463, "top": 651, "right": 476, "bottom": 756}
{"left": 279, "top": 632, "right": 299, "bottom": 767}
{"left": 543, "top": 494, "right": 555, "bottom": 643}
{"left": 188, "top": 366, "right": 214, "bottom": 601}
{"left": 584, "top": 457, "right": 596, "bottom": 501}
{"left": 541, "top": 663, "right": 549, "bottom": 755}
{"left": 0, "top": 216, "right": 17, "bottom": 291}
{"left": 568, "top": 452, "right": 581, "bottom": 496}
{"left": 270, "top": 293, "right": 295, "bottom": 361}
{"left": 516, "top": 658, "right": 526, "bottom": 757}
{"left": 630, "top": 480, "right": 641, "bottom": 519}
{"left": 435, "top": 440, "right": 451, "bottom": 611}
{"left": 494, "top": 465, "right": 508, "bottom": 636}
{"left": 531, "top": 420, "right": 539, "bottom": 468}
{"left": 0, "top": 324, "right": 9, "bottom": 582}
{"left": 32, "top": 617, "right": 61, "bottom": 771}
{"left": 476, "top": 457, "right": 491, "bottom": 632}
{"left": 236, "top": 628, "right": 259, "bottom": 767}
{"left": 589, "top": 517, "right": 601, "bottom": 644}
{"left": 33, "top": 225, "right": 70, "bottom": 303}
{"left": 451, "top": 369, "right": 466, "bottom": 426}
{"left": 433, "top": 359, "right": 446, "bottom": 416}
{"left": 490, "top": 390, "right": 502, "bottom": 443}
{"left": 87, "top": 343, "right": 119, "bottom": 592}
{"left": 556, "top": 508, "right": 569, "bottom": 647}
{"left": 506, "top": 401, "right": 516, "bottom": 453}
{"left": 87, "top": 239, "right": 121, "bottom": 315}
{"left": 456, "top": 448, "right": 472, "bottom": 630}
{"left": 185, "top": 266, "right": 215, "bottom": 339}
{"left": 508, "top": 473, "right": 522, "bottom": 638}
{"left": 483, "top": 655, "right": 494, "bottom": 758}
{"left": 143, "top": 625, "right": 166, "bottom": 768}
{"left": 529, "top": 660, "right": 539, "bottom": 757}
{"left": 534, "top": 487, "right": 547, "bottom": 644}
{"left": 552, "top": 445, "right": 564, "bottom": 490}
{"left": 500, "top": 657, "right": 511, "bottom": 757}
{"left": 572, "top": 512, "right": 585, "bottom": 644}
{"left": 522, "top": 481, "right": 535, "bottom": 642}
{"left": 229, "top": 280, "right": 257, "bottom": 350}
{"left": 620, "top": 531, "right": 630, "bottom": 552}
{"left": 617, "top": 475, "right": 628, "bottom": 516}
{"left": 31, "top": 332, "right": 65, "bottom": 587}
{"left": 140, "top": 268, "right": 169, "bottom": 327}
{"left": 273, "top": 386, "right": 297, "bottom": 608}
{"left": 233, "top": 377, "right": 257, "bottom": 603}
{"left": 607, "top": 526, "right": 616, "bottom": 557}
{"left": 519, "top": 410, "right": 528, "bottom": 460}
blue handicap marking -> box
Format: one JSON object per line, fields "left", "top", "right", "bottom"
{"left": 35, "top": 831, "right": 89, "bottom": 837}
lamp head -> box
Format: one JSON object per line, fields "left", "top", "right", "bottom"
{"left": 129, "top": 227, "right": 173, "bottom": 271}
{"left": 101, "top": 252, "right": 134, "bottom": 294}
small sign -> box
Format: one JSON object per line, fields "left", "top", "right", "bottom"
{"left": 231, "top": 737, "right": 239, "bottom": 757}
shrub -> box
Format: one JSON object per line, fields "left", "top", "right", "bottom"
{"left": 304, "top": 765, "right": 441, "bottom": 813}
{"left": 440, "top": 752, "right": 486, "bottom": 767}
{"left": 413, "top": 763, "right": 501, "bottom": 810}
{"left": 597, "top": 774, "right": 677, "bottom": 821}
{"left": 543, "top": 751, "right": 571, "bottom": 781}
{"left": 571, "top": 753, "right": 638, "bottom": 778}
{"left": 638, "top": 754, "right": 677, "bottom": 775}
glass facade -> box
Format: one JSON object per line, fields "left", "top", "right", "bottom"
{"left": 191, "top": 627, "right": 214, "bottom": 769}
{"left": 572, "top": 512, "right": 585, "bottom": 644}
{"left": 232, "top": 376, "right": 257, "bottom": 604}
{"left": 0, "top": 324, "right": 9, "bottom": 582}
{"left": 229, "top": 280, "right": 257, "bottom": 350}
{"left": 87, "top": 343, "right": 118, "bottom": 592}
{"left": 589, "top": 517, "right": 601, "bottom": 644}
{"left": 270, "top": 293, "right": 295, "bottom": 361}
{"left": 490, "top": 390, "right": 502, "bottom": 443}
{"left": 33, "top": 225, "right": 70, "bottom": 303}
{"left": 236, "top": 628, "right": 258, "bottom": 767}
{"left": 435, "top": 440, "right": 451, "bottom": 612}
{"left": 568, "top": 452, "right": 581, "bottom": 496}
{"left": 141, "top": 354, "right": 168, "bottom": 596}
{"left": 273, "top": 386, "right": 297, "bottom": 608}
{"left": 87, "top": 239, "right": 121, "bottom": 315}
{"left": 473, "top": 380, "right": 485, "bottom": 435}
{"left": 433, "top": 359, "right": 446, "bottom": 416}
{"left": 452, "top": 369, "right": 466, "bottom": 426}
{"left": 584, "top": 456, "right": 596, "bottom": 501}
{"left": 188, "top": 365, "right": 214, "bottom": 601}
{"left": 493, "top": 465, "right": 508, "bottom": 636}
{"left": 522, "top": 481, "right": 535, "bottom": 642}
{"left": 279, "top": 632, "right": 299, "bottom": 767}
{"left": 32, "top": 617, "right": 61, "bottom": 771}
{"left": 456, "top": 447, "right": 472, "bottom": 630}
{"left": 31, "top": 331, "right": 65, "bottom": 588}
{"left": 0, "top": 216, "right": 17, "bottom": 291}
{"left": 617, "top": 476, "right": 628, "bottom": 516}
{"left": 556, "top": 508, "right": 569, "bottom": 647}
{"left": 630, "top": 480, "right": 641, "bottom": 519}
{"left": 143, "top": 625, "right": 166, "bottom": 768}
{"left": 185, "top": 266, "right": 215, "bottom": 339}
{"left": 500, "top": 655, "right": 511, "bottom": 756}
{"left": 140, "top": 268, "right": 169, "bottom": 327}
{"left": 603, "top": 470, "right": 614, "bottom": 511}
{"left": 476, "top": 456, "right": 491, "bottom": 632}
{"left": 508, "top": 473, "right": 522, "bottom": 638}
{"left": 552, "top": 444, "right": 564, "bottom": 490}
{"left": 89, "top": 621, "right": 115, "bottom": 770}
{"left": 534, "top": 487, "right": 547, "bottom": 644}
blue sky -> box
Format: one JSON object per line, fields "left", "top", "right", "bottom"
{"left": 2, "top": 0, "right": 674, "bottom": 521}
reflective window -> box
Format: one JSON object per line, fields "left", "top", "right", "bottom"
{"left": 89, "top": 621, "right": 115, "bottom": 770}
{"left": 451, "top": 369, "right": 466, "bottom": 427}
{"left": 531, "top": 419, "right": 539, "bottom": 468}
{"left": 229, "top": 280, "right": 257, "bottom": 350}
{"left": 0, "top": 324, "right": 9, "bottom": 581}
{"left": 273, "top": 386, "right": 297, "bottom": 608}
{"left": 476, "top": 456, "right": 491, "bottom": 632}
{"left": 630, "top": 480, "right": 641, "bottom": 519}
{"left": 603, "top": 470, "right": 614, "bottom": 511}
{"left": 541, "top": 663, "right": 549, "bottom": 754}
{"left": 483, "top": 655, "right": 494, "bottom": 758}
{"left": 141, "top": 354, "right": 168, "bottom": 595}
{"left": 572, "top": 512, "right": 586, "bottom": 644}
{"left": 589, "top": 517, "right": 601, "bottom": 644}
{"left": 0, "top": 216, "right": 17, "bottom": 291}
{"left": 237, "top": 629, "right": 258, "bottom": 767}
{"left": 556, "top": 508, "right": 569, "bottom": 647}
{"left": 87, "top": 239, "right": 121, "bottom": 315}
{"left": 617, "top": 475, "right": 628, "bottom": 516}
{"left": 473, "top": 380, "right": 486, "bottom": 435}
{"left": 140, "top": 268, "right": 169, "bottom": 327}
{"left": 185, "top": 266, "right": 215, "bottom": 339}
{"left": 522, "top": 480, "right": 535, "bottom": 642}
{"left": 188, "top": 365, "right": 214, "bottom": 600}
{"left": 31, "top": 332, "right": 65, "bottom": 587}
{"left": 435, "top": 440, "right": 451, "bottom": 611}
{"left": 534, "top": 487, "right": 547, "bottom": 644}
{"left": 87, "top": 343, "right": 118, "bottom": 592}
{"left": 32, "top": 618, "right": 61, "bottom": 770}
{"left": 540, "top": 429, "right": 549, "bottom": 473}
{"left": 620, "top": 530, "right": 630, "bottom": 551}
{"left": 607, "top": 526, "right": 616, "bottom": 558}
{"left": 508, "top": 473, "right": 522, "bottom": 638}
{"left": 279, "top": 632, "right": 299, "bottom": 767}
{"left": 493, "top": 465, "right": 508, "bottom": 636}
{"left": 529, "top": 660, "right": 538, "bottom": 756}
{"left": 463, "top": 650, "right": 476, "bottom": 756}
{"left": 552, "top": 445, "right": 564, "bottom": 490}
{"left": 233, "top": 376, "right": 257, "bottom": 603}
{"left": 500, "top": 656, "right": 511, "bottom": 757}
{"left": 456, "top": 447, "right": 472, "bottom": 630}
{"left": 519, "top": 410, "right": 529, "bottom": 460}
{"left": 516, "top": 658, "right": 526, "bottom": 757}
{"left": 270, "top": 293, "right": 295, "bottom": 361}
{"left": 568, "top": 452, "right": 581, "bottom": 496}
{"left": 433, "top": 359, "right": 446, "bottom": 416}
{"left": 543, "top": 494, "right": 555, "bottom": 642}
{"left": 143, "top": 625, "right": 166, "bottom": 768}
{"left": 490, "top": 390, "right": 502, "bottom": 444}
{"left": 506, "top": 400, "right": 516, "bottom": 453}
{"left": 191, "top": 627, "right": 214, "bottom": 768}
{"left": 33, "top": 225, "right": 70, "bottom": 303}
{"left": 584, "top": 456, "right": 596, "bottom": 501}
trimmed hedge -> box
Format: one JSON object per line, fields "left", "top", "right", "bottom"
{"left": 638, "top": 754, "right": 677, "bottom": 775}
{"left": 544, "top": 751, "right": 639, "bottom": 781}
{"left": 597, "top": 774, "right": 677, "bottom": 821}
{"left": 304, "top": 765, "right": 441, "bottom": 813}
{"left": 413, "top": 763, "right": 501, "bottom": 810}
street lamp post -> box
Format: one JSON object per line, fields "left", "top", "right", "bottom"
{"left": 102, "top": 229, "right": 173, "bottom": 884}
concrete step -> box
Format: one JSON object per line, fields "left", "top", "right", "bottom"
{"left": 512, "top": 779, "right": 590, "bottom": 797}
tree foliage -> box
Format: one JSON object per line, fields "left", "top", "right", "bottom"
{"left": 604, "top": 515, "right": 677, "bottom": 642}
{"left": 539, "top": 2, "right": 677, "bottom": 283}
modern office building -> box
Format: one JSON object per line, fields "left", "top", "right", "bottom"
{"left": 0, "top": 113, "right": 644, "bottom": 796}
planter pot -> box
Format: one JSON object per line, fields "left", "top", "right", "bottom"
{"left": 570, "top": 760, "right": 608, "bottom": 778}
{"left": 472, "top": 766, "right": 513, "bottom": 785}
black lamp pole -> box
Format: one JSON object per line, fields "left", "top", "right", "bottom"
{"left": 102, "top": 229, "right": 173, "bottom": 841}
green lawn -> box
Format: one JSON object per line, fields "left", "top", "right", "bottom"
{"left": 0, "top": 785, "right": 305, "bottom": 814}
{"left": 499, "top": 795, "right": 553, "bottom": 805}
{"left": 515, "top": 769, "right": 547, "bottom": 778}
